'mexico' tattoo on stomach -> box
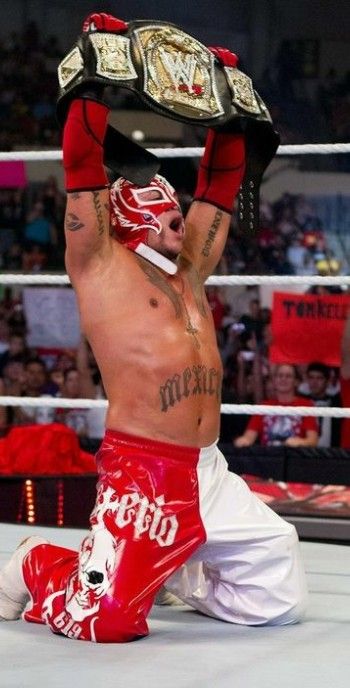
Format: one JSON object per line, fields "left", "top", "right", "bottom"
{"left": 159, "top": 365, "right": 221, "bottom": 412}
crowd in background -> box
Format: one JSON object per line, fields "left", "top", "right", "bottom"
{"left": 0, "top": 23, "right": 349, "bottom": 452}
{"left": 0, "top": 275, "right": 348, "bottom": 450}
{"left": 0, "top": 22, "right": 62, "bottom": 150}
{"left": 0, "top": 298, "right": 106, "bottom": 442}
{"left": 0, "top": 178, "right": 342, "bottom": 279}
{"left": 257, "top": 39, "right": 350, "bottom": 153}
{"left": 0, "top": 23, "right": 349, "bottom": 151}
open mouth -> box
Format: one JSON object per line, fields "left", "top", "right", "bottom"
{"left": 169, "top": 214, "right": 184, "bottom": 234}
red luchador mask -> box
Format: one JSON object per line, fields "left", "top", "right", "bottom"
{"left": 109, "top": 174, "right": 180, "bottom": 274}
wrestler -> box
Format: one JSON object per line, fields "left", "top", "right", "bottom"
{"left": 0, "top": 13, "right": 308, "bottom": 642}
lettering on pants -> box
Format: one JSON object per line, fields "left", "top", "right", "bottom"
{"left": 52, "top": 610, "right": 84, "bottom": 639}
{"left": 91, "top": 485, "right": 179, "bottom": 547}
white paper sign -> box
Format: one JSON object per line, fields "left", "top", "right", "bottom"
{"left": 23, "top": 287, "right": 80, "bottom": 348}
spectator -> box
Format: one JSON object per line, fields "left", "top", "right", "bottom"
{"left": 236, "top": 332, "right": 264, "bottom": 405}
{"left": 23, "top": 200, "right": 57, "bottom": 250}
{"left": 286, "top": 235, "right": 313, "bottom": 275}
{"left": 299, "top": 362, "right": 341, "bottom": 447}
{"left": 21, "top": 243, "right": 48, "bottom": 272}
{"left": 0, "top": 357, "right": 26, "bottom": 430}
{"left": 0, "top": 189, "right": 25, "bottom": 258}
{"left": 13, "top": 357, "right": 54, "bottom": 425}
{"left": 54, "top": 367, "right": 89, "bottom": 437}
{"left": 43, "top": 367, "right": 64, "bottom": 396}
{"left": 0, "top": 332, "right": 28, "bottom": 374}
{"left": 238, "top": 298, "right": 263, "bottom": 341}
{"left": 206, "top": 285, "right": 228, "bottom": 345}
{"left": 0, "top": 377, "right": 9, "bottom": 435}
{"left": 0, "top": 317, "right": 10, "bottom": 355}
{"left": 340, "top": 309, "right": 350, "bottom": 448}
{"left": 1, "top": 357, "right": 26, "bottom": 397}
{"left": 234, "top": 363, "right": 318, "bottom": 447}
{"left": 54, "top": 337, "right": 106, "bottom": 439}
{"left": 39, "top": 175, "right": 65, "bottom": 225}
{"left": 6, "top": 303, "right": 27, "bottom": 336}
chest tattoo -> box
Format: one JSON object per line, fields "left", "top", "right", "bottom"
{"left": 137, "top": 258, "right": 210, "bottom": 348}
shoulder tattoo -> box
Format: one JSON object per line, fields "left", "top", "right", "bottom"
{"left": 65, "top": 212, "right": 85, "bottom": 232}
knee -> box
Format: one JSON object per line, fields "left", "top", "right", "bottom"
{"left": 269, "top": 525, "right": 309, "bottom": 626}
{"left": 269, "top": 587, "right": 309, "bottom": 626}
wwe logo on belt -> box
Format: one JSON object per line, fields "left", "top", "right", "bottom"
{"left": 160, "top": 49, "right": 203, "bottom": 96}
{"left": 134, "top": 25, "right": 224, "bottom": 119}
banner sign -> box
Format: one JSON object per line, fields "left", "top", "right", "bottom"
{"left": 23, "top": 288, "right": 80, "bottom": 349}
{"left": 270, "top": 291, "right": 350, "bottom": 365}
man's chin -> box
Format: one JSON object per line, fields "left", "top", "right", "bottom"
{"left": 161, "top": 248, "right": 180, "bottom": 262}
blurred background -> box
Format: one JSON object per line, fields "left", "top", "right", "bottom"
{"left": 0, "top": 1, "right": 350, "bottom": 534}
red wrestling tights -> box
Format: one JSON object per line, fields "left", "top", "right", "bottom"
{"left": 22, "top": 431, "right": 206, "bottom": 642}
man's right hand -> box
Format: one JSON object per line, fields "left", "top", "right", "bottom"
{"left": 57, "top": 12, "right": 129, "bottom": 127}
{"left": 82, "top": 12, "right": 128, "bottom": 33}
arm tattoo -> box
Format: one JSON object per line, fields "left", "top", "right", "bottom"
{"left": 65, "top": 212, "right": 85, "bottom": 232}
{"left": 201, "top": 209, "right": 223, "bottom": 257}
{"left": 92, "top": 190, "right": 105, "bottom": 237}
{"left": 137, "top": 259, "right": 182, "bottom": 317}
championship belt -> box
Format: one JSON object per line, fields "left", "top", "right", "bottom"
{"left": 57, "top": 20, "right": 280, "bottom": 230}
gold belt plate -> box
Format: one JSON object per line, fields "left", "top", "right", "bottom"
{"left": 58, "top": 47, "right": 84, "bottom": 89}
{"left": 90, "top": 33, "right": 138, "bottom": 81}
{"left": 224, "top": 67, "right": 261, "bottom": 114}
{"left": 134, "top": 25, "right": 224, "bottom": 120}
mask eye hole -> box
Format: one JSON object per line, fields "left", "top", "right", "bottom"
{"left": 142, "top": 213, "right": 153, "bottom": 221}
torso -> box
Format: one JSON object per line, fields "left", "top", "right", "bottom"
{"left": 73, "top": 245, "right": 222, "bottom": 447}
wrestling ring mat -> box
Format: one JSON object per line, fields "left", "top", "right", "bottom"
{"left": 0, "top": 143, "right": 350, "bottom": 686}
{"left": 1, "top": 524, "right": 349, "bottom": 688}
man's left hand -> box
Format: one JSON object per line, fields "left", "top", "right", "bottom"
{"left": 208, "top": 46, "right": 238, "bottom": 69}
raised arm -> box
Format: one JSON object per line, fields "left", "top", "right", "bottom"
{"left": 63, "top": 99, "right": 112, "bottom": 277}
{"left": 60, "top": 14, "right": 129, "bottom": 282}
{"left": 181, "top": 48, "right": 245, "bottom": 280}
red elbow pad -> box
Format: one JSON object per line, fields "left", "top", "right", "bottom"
{"left": 62, "top": 99, "right": 109, "bottom": 192}
{"left": 194, "top": 130, "right": 245, "bottom": 214}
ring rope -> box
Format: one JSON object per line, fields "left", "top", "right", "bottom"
{"left": 1, "top": 274, "right": 350, "bottom": 286}
{"left": 1, "top": 142, "right": 350, "bottom": 162}
{"left": 1, "top": 396, "right": 349, "bottom": 418}
{"left": 1, "top": 141, "right": 348, "bottom": 419}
